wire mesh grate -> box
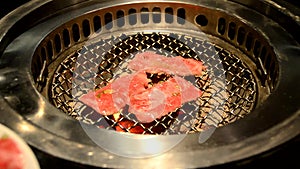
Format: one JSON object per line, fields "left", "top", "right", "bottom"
{"left": 50, "top": 32, "right": 256, "bottom": 134}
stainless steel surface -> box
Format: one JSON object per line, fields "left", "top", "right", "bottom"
{"left": 0, "top": 0, "right": 299, "bottom": 168}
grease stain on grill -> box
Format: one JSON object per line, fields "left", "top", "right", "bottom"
{"left": 44, "top": 32, "right": 258, "bottom": 135}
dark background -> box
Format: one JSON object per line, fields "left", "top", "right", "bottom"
{"left": 1, "top": 0, "right": 299, "bottom": 169}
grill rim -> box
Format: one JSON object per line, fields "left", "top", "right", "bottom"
{"left": 0, "top": 0, "right": 299, "bottom": 168}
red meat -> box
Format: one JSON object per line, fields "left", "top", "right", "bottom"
{"left": 79, "top": 52, "right": 204, "bottom": 124}
{"left": 173, "top": 76, "right": 202, "bottom": 103}
{"left": 128, "top": 51, "right": 205, "bottom": 76}
{"left": 0, "top": 137, "right": 24, "bottom": 169}
{"left": 79, "top": 75, "right": 132, "bottom": 115}
{"left": 128, "top": 73, "right": 201, "bottom": 123}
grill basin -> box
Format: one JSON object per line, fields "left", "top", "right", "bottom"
{"left": 31, "top": 4, "right": 277, "bottom": 134}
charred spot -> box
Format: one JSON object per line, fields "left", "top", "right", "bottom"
{"left": 146, "top": 72, "right": 172, "bottom": 85}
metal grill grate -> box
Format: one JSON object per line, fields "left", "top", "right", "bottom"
{"left": 50, "top": 32, "right": 256, "bottom": 134}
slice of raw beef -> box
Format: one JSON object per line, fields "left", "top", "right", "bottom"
{"left": 79, "top": 51, "right": 204, "bottom": 123}
{"left": 79, "top": 75, "right": 132, "bottom": 115}
{"left": 128, "top": 51, "right": 205, "bottom": 76}
{"left": 128, "top": 72, "right": 201, "bottom": 123}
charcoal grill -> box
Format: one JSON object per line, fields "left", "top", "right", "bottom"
{"left": 0, "top": 0, "right": 299, "bottom": 168}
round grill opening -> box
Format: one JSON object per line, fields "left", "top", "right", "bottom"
{"left": 31, "top": 4, "right": 279, "bottom": 135}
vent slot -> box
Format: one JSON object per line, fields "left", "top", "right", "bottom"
{"left": 72, "top": 24, "right": 80, "bottom": 42}
{"left": 116, "top": 10, "right": 125, "bottom": 27}
{"left": 260, "top": 46, "right": 267, "bottom": 63}
{"left": 93, "top": 15, "right": 102, "bottom": 32}
{"left": 218, "top": 18, "right": 226, "bottom": 35}
{"left": 228, "top": 22, "right": 236, "bottom": 40}
{"left": 141, "top": 8, "right": 150, "bottom": 24}
{"left": 128, "top": 8, "right": 137, "bottom": 25}
{"left": 237, "top": 27, "right": 246, "bottom": 45}
{"left": 153, "top": 7, "right": 161, "bottom": 23}
{"left": 104, "top": 13, "right": 113, "bottom": 30}
{"left": 165, "top": 7, "right": 173, "bottom": 23}
{"left": 245, "top": 33, "right": 254, "bottom": 51}
{"left": 177, "top": 8, "right": 185, "bottom": 25}
{"left": 195, "top": 14, "right": 208, "bottom": 26}
{"left": 62, "top": 29, "right": 70, "bottom": 47}
{"left": 253, "top": 40, "right": 261, "bottom": 57}
{"left": 82, "top": 19, "right": 91, "bottom": 37}
{"left": 54, "top": 34, "right": 61, "bottom": 53}
{"left": 46, "top": 41, "right": 53, "bottom": 60}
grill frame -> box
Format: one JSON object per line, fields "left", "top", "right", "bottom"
{"left": 0, "top": 0, "right": 299, "bottom": 168}
{"left": 45, "top": 32, "right": 258, "bottom": 134}
{"left": 30, "top": 2, "right": 276, "bottom": 135}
